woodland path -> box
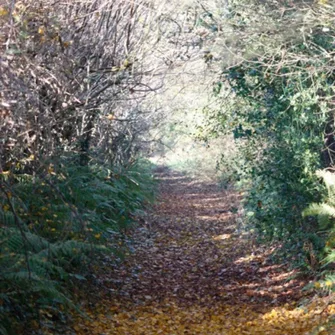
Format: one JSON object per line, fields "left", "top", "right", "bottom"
{"left": 75, "top": 168, "right": 335, "bottom": 335}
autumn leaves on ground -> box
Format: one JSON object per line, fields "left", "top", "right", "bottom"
{"left": 75, "top": 167, "right": 335, "bottom": 335}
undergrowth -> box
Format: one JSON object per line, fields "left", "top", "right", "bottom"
{"left": 200, "top": 1, "right": 335, "bottom": 274}
{"left": 0, "top": 156, "right": 156, "bottom": 335}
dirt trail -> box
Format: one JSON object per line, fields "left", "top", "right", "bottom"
{"left": 76, "top": 168, "right": 335, "bottom": 335}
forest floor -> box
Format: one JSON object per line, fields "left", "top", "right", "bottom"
{"left": 75, "top": 167, "right": 335, "bottom": 335}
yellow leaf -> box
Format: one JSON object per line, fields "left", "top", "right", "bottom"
{"left": 47, "top": 164, "right": 55, "bottom": 175}
{"left": 38, "top": 26, "right": 45, "bottom": 35}
{"left": 0, "top": 7, "right": 8, "bottom": 16}
{"left": 2, "top": 204, "right": 10, "bottom": 212}
{"left": 73, "top": 325, "right": 81, "bottom": 332}
{"left": 325, "top": 280, "right": 333, "bottom": 287}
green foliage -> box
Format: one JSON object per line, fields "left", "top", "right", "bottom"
{"left": 303, "top": 170, "right": 335, "bottom": 284}
{"left": 219, "top": 53, "right": 328, "bottom": 239}
{"left": 0, "top": 157, "right": 156, "bottom": 334}
{"left": 303, "top": 170, "right": 335, "bottom": 234}
{"left": 201, "top": 2, "right": 335, "bottom": 266}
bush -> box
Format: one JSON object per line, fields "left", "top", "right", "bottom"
{"left": 201, "top": 1, "right": 335, "bottom": 265}
{"left": 0, "top": 157, "right": 155, "bottom": 334}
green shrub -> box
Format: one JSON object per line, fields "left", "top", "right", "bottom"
{"left": 0, "top": 157, "right": 156, "bottom": 334}
{"left": 202, "top": 2, "right": 335, "bottom": 265}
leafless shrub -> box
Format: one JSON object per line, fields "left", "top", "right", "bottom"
{"left": 0, "top": 0, "right": 171, "bottom": 170}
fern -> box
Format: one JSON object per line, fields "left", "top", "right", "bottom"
{"left": 303, "top": 203, "right": 335, "bottom": 229}
{"left": 302, "top": 170, "right": 335, "bottom": 229}
{"left": 316, "top": 170, "right": 335, "bottom": 205}
{"left": 302, "top": 169, "right": 335, "bottom": 282}
{"left": 0, "top": 157, "right": 155, "bottom": 334}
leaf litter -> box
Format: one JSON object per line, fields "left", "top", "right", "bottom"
{"left": 74, "top": 168, "right": 335, "bottom": 334}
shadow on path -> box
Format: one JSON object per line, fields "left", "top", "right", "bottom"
{"left": 115, "top": 167, "right": 307, "bottom": 308}
{"left": 75, "top": 167, "right": 335, "bottom": 335}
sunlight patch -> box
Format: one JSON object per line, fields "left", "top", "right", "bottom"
{"left": 212, "top": 234, "right": 232, "bottom": 241}
{"left": 234, "top": 254, "right": 260, "bottom": 264}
